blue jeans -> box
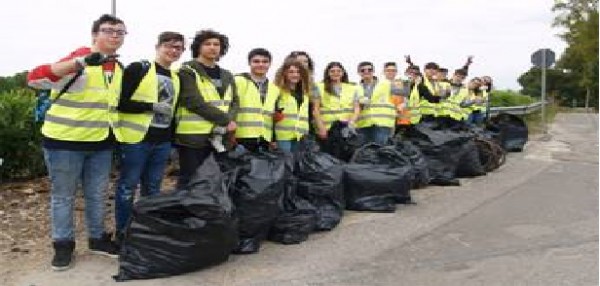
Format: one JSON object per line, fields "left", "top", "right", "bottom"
{"left": 277, "top": 140, "right": 298, "bottom": 153}
{"left": 468, "top": 112, "right": 485, "bottom": 125}
{"left": 43, "top": 148, "right": 113, "bottom": 241}
{"left": 115, "top": 141, "right": 172, "bottom": 233}
{"left": 358, "top": 126, "right": 392, "bottom": 145}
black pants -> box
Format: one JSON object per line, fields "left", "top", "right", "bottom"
{"left": 236, "top": 138, "right": 270, "bottom": 153}
{"left": 176, "top": 145, "right": 213, "bottom": 190}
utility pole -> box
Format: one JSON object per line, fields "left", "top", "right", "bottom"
{"left": 541, "top": 49, "right": 547, "bottom": 134}
{"left": 111, "top": 0, "right": 116, "bottom": 16}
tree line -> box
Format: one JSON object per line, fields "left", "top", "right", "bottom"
{"left": 519, "top": 0, "right": 598, "bottom": 109}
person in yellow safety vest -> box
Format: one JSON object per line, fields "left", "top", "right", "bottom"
{"left": 436, "top": 56, "right": 475, "bottom": 126}
{"left": 272, "top": 59, "right": 313, "bottom": 152}
{"left": 356, "top": 61, "right": 397, "bottom": 145}
{"left": 420, "top": 62, "right": 444, "bottom": 122}
{"left": 284, "top": 51, "right": 321, "bottom": 137}
{"left": 441, "top": 68, "right": 471, "bottom": 126}
{"left": 113, "top": 32, "right": 185, "bottom": 241}
{"left": 481, "top": 75, "right": 494, "bottom": 122}
{"left": 26, "top": 14, "right": 125, "bottom": 271}
{"left": 462, "top": 77, "right": 487, "bottom": 125}
{"left": 402, "top": 59, "right": 442, "bottom": 125}
{"left": 233, "top": 48, "right": 280, "bottom": 152}
{"left": 312, "top": 62, "right": 362, "bottom": 141}
{"left": 402, "top": 65, "right": 422, "bottom": 122}
{"left": 175, "top": 30, "right": 238, "bottom": 189}
{"left": 385, "top": 62, "right": 412, "bottom": 132}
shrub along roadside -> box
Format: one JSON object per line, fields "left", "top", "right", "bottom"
{"left": 0, "top": 89, "right": 45, "bottom": 181}
{"left": 489, "top": 90, "right": 535, "bottom": 107}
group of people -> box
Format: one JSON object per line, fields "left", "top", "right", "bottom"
{"left": 26, "top": 14, "right": 494, "bottom": 271}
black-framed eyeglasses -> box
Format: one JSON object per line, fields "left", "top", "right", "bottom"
{"left": 360, "top": 68, "right": 373, "bottom": 73}
{"left": 99, "top": 28, "right": 127, "bottom": 36}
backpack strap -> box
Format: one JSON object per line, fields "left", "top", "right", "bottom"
{"left": 52, "top": 69, "right": 84, "bottom": 102}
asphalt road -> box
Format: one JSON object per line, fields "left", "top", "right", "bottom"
{"left": 17, "top": 113, "right": 599, "bottom": 286}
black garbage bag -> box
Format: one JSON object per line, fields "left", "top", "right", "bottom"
{"left": 115, "top": 155, "right": 238, "bottom": 281}
{"left": 343, "top": 164, "right": 398, "bottom": 212}
{"left": 392, "top": 140, "right": 430, "bottom": 188}
{"left": 223, "top": 150, "right": 287, "bottom": 254}
{"left": 321, "top": 121, "right": 366, "bottom": 162}
{"left": 456, "top": 140, "right": 486, "bottom": 178}
{"left": 350, "top": 144, "right": 413, "bottom": 205}
{"left": 268, "top": 174, "right": 318, "bottom": 244}
{"left": 295, "top": 140, "right": 345, "bottom": 231}
{"left": 404, "top": 124, "right": 471, "bottom": 186}
{"left": 487, "top": 113, "right": 528, "bottom": 152}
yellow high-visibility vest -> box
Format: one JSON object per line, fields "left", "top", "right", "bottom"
{"left": 317, "top": 82, "right": 358, "bottom": 130}
{"left": 175, "top": 66, "right": 233, "bottom": 135}
{"left": 42, "top": 64, "right": 122, "bottom": 141}
{"left": 115, "top": 62, "right": 180, "bottom": 143}
{"left": 274, "top": 89, "right": 310, "bottom": 141}
{"left": 443, "top": 85, "right": 469, "bottom": 121}
{"left": 408, "top": 84, "right": 422, "bottom": 124}
{"left": 356, "top": 80, "right": 396, "bottom": 128}
{"left": 419, "top": 76, "right": 440, "bottom": 116}
{"left": 470, "top": 90, "right": 488, "bottom": 112}
{"left": 233, "top": 75, "right": 279, "bottom": 142}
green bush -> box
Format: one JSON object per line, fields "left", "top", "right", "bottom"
{"left": 490, "top": 90, "right": 536, "bottom": 107}
{"left": 0, "top": 89, "right": 45, "bottom": 181}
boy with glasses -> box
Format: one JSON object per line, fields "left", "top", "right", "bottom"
{"left": 27, "top": 14, "right": 125, "bottom": 271}
{"left": 113, "top": 32, "right": 185, "bottom": 243}
{"left": 355, "top": 61, "right": 398, "bottom": 144}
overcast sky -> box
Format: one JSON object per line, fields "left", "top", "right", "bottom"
{"left": 1, "top": 0, "right": 565, "bottom": 90}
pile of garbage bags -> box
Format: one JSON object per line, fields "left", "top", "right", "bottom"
{"left": 115, "top": 116, "right": 516, "bottom": 281}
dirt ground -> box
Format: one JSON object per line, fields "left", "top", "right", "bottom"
{"left": 0, "top": 171, "right": 178, "bottom": 286}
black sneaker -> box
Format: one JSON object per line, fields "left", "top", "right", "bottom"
{"left": 52, "top": 240, "right": 75, "bottom": 271}
{"left": 88, "top": 232, "right": 118, "bottom": 258}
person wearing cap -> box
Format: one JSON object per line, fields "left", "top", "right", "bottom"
{"left": 233, "top": 48, "right": 280, "bottom": 152}
{"left": 175, "top": 29, "right": 238, "bottom": 189}
{"left": 113, "top": 31, "right": 185, "bottom": 242}
{"left": 355, "top": 61, "right": 397, "bottom": 144}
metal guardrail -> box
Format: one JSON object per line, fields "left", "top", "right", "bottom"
{"left": 488, "top": 101, "right": 545, "bottom": 116}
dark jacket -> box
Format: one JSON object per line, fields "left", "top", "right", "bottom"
{"left": 174, "top": 60, "right": 239, "bottom": 148}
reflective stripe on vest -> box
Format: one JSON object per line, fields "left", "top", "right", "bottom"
{"left": 42, "top": 64, "right": 122, "bottom": 142}
{"left": 357, "top": 80, "right": 396, "bottom": 128}
{"left": 274, "top": 90, "right": 310, "bottom": 140}
{"left": 115, "top": 62, "right": 180, "bottom": 143}
{"left": 175, "top": 66, "right": 233, "bottom": 135}
{"left": 233, "top": 76, "right": 279, "bottom": 141}
{"left": 470, "top": 90, "right": 488, "bottom": 112}
{"left": 442, "top": 86, "right": 469, "bottom": 121}
{"left": 408, "top": 84, "right": 422, "bottom": 124}
{"left": 317, "top": 82, "right": 357, "bottom": 130}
